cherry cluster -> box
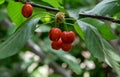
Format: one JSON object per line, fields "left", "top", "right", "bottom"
{"left": 21, "top": 4, "right": 75, "bottom": 52}
{"left": 49, "top": 28, "right": 75, "bottom": 52}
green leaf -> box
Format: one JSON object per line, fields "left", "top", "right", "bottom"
{"left": 81, "top": 18, "right": 116, "bottom": 40}
{"left": 0, "top": 10, "right": 6, "bottom": 21}
{"left": 76, "top": 20, "right": 120, "bottom": 77}
{"left": 74, "top": 23, "right": 84, "bottom": 40}
{"left": 85, "top": 0, "right": 120, "bottom": 16}
{"left": 7, "top": 25, "right": 17, "bottom": 35}
{"left": 76, "top": 20, "right": 105, "bottom": 60}
{"left": 42, "top": 0, "right": 62, "bottom": 8}
{"left": 0, "top": 0, "right": 5, "bottom": 5}
{"left": 0, "top": 18, "right": 40, "bottom": 59}
{"left": 7, "top": 0, "right": 26, "bottom": 26}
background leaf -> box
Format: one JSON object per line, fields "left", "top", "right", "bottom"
{"left": 0, "top": 18, "right": 40, "bottom": 59}
{"left": 84, "top": 0, "right": 120, "bottom": 16}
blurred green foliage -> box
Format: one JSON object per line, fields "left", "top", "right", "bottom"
{"left": 1, "top": 0, "right": 120, "bottom": 77}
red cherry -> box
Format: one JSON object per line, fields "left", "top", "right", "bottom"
{"left": 61, "top": 31, "right": 75, "bottom": 44}
{"left": 61, "top": 43, "right": 72, "bottom": 51}
{"left": 49, "top": 28, "right": 62, "bottom": 41}
{"left": 22, "top": 3, "right": 33, "bottom": 18}
{"left": 51, "top": 39, "right": 62, "bottom": 50}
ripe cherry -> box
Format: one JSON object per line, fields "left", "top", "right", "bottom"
{"left": 61, "top": 43, "right": 72, "bottom": 51}
{"left": 22, "top": 3, "right": 33, "bottom": 18}
{"left": 49, "top": 28, "right": 62, "bottom": 41}
{"left": 61, "top": 31, "right": 75, "bottom": 44}
{"left": 51, "top": 39, "right": 62, "bottom": 50}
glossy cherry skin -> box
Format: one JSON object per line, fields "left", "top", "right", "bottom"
{"left": 49, "top": 28, "right": 62, "bottom": 41}
{"left": 61, "top": 43, "right": 72, "bottom": 51}
{"left": 22, "top": 4, "right": 33, "bottom": 18}
{"left": 51, "top": 39, "right": 62, "bottom": 50}
{"left": 61, "top": 31, "right": 75, "bottom": 44}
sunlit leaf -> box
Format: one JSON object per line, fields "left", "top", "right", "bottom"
{"left": 42, "top": 0, "right": 62, "bottom": 8}
{"left": 7, "top": 0, "right": 26, "bottom": 26}
{"left": 0, "top": 0, "right": 5, "bottom": 5}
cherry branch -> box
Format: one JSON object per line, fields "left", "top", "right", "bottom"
{"left": 79, "top": 13, "right": 120, "bottom": 24}
{"left": 15, "top": 0, "right": 59, "bottom": 12}
{"left": 16, "top": 0, "right": 120, "bottom": 24}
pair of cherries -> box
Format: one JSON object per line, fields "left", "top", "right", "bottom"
{"left": 49, "top": 28, "right": 75, "bottom": 52}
